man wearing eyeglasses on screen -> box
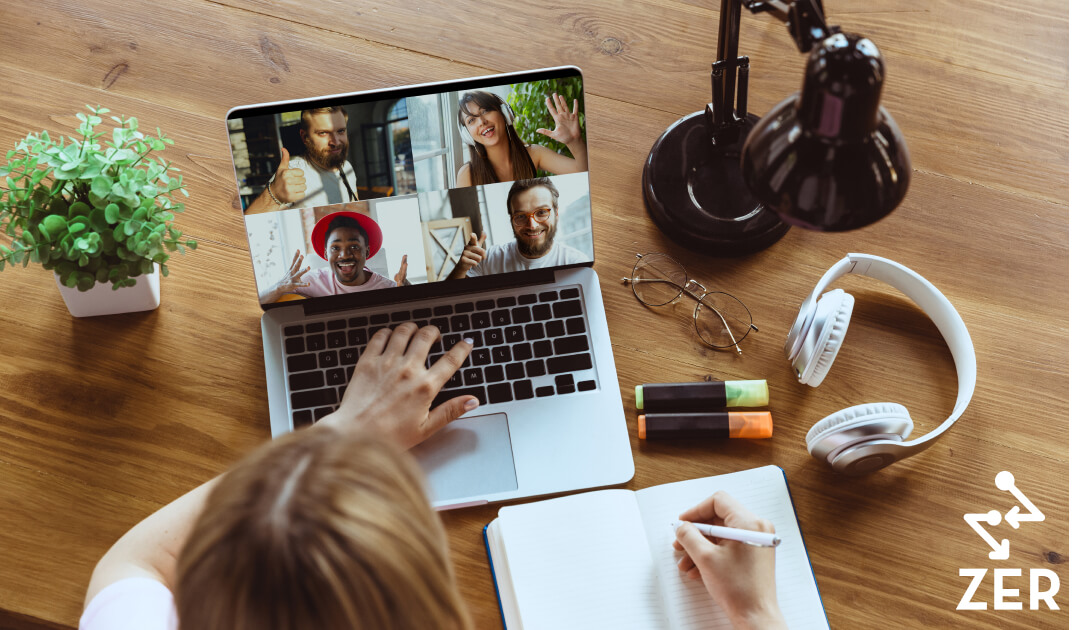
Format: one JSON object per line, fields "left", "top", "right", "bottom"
{"left": 447, "top": 177, "right": 588, "bottom": 280}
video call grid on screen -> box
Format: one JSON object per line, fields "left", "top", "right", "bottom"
{"left": 224, "top": 68, "right": 594, "bottom": 305}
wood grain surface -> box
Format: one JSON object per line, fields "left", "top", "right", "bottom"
{"left": 0, "top": 0, "right": 1067, "bottom": 628}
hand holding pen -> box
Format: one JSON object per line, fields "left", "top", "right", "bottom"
{"left": 673, "top": 491, "right": 789, "bottom": 630}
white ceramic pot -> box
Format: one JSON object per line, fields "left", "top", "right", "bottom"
{"left": 54, "top": 264, "right": 161, "bottom": 317}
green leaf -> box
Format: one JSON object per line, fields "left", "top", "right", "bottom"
{"left": 68, "top": 222, "right": 87, "bottom": 234}
{"left": 186, "top": 239, "right": 197, "bottom": 250}
{"left": 123, "top": 220, "right": 136, "bottom": 236}
{"left": 89, "top": 208, "right": 109, "bottom": 232}
{"left": 41, "top": 214, "right": 67, "bottom": 238}
{"left": 91, "top": 175, "right": 111, "bottom": 198}
{"left": 64, "top": 272, "right": 78, "bottom": 287}
{"left": 104, "top": 203, "right": 120, "bottom": 224}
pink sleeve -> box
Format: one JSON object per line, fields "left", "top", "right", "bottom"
{"left": 79, "top": 577, "right": 177, "bottom": 630}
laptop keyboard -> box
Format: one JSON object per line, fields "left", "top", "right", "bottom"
{"left": 284, "top": 287, "right": 597, "bottom": 429}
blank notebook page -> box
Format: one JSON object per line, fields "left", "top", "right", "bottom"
{"left": 634, "top": 466, "right": 830, "bottom": 630}
{"left": 497, "top": 489, "right": 669, "bottom": 630}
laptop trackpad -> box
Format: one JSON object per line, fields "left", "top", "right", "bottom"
{"left": 411, "top": 412, "right": 518, "bottom": 503}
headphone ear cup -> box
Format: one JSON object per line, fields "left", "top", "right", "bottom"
{"left": 458, "top": 123, "right": 475, "bottom": 147}
{"left": 804, "top": 291, "right": 855, "bottom": 387}
{"left": 501, "top": 101, "right": 516, "bottom": 126}
{"left": 806, "top": 402, "right": 915, "bottom": 462}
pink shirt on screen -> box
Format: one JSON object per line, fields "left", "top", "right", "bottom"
{"left": 79, "top": 577, "right": 176, "bottom": 630}
{"left": 296, "top": 267, "right": 396, "bottom": 298}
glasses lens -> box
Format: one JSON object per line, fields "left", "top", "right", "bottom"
{"left": 631, "top": 253, "right": 687, "bottom": 306}
{"left": 694, "top": 292, "right": 753, "bottom": 348}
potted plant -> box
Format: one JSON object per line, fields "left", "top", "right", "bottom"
{"left": 0, "top": 106, "right": 197, "bottom": 317}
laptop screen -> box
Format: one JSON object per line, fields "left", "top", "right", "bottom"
{"left": 225, "top": 67, "right": 593, "bottom": 306}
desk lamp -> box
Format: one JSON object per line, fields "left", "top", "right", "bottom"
{"left": 642, "top": 0, "right": 911, "bottom": 255}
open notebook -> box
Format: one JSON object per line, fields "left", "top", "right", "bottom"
{"left": 483, "top": 465, "right": 829, "bottom": 629}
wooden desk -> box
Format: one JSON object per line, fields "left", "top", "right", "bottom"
{"left": 0, "top": 0, "right": 1067, "bottom": 627}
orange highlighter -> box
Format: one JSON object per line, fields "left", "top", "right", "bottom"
{"left": 637, "top": 411, "right": 773, "bottom": 440}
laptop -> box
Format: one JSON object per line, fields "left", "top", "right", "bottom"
{"left": 225, "top": 66, "right": 633, "bottom": 509}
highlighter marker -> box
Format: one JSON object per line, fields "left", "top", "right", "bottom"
{"left": 635, "top": 380, "right": 769, "bottom": 412}
{"left": 637, "top": 411, "right": 773, "bottom": 440}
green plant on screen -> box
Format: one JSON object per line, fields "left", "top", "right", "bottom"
{"left": 0, "top": 105, "right": 197, "bottom": 291}
{"left": 507, "top": 78, "right": 586, "bottom": 177}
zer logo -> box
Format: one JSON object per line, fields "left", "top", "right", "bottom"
{"left": 957, "top": 471, "right": 1059, "bottom": 611}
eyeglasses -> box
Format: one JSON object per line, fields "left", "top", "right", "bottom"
{"left": 622, "top": 252, "right": 758, "bottom": 353}
{"left": 511, "top": 208, "right": 552, "bottom": 227}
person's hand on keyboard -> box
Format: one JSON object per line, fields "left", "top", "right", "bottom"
{"left": 321, "top": 323, "right": 477, "bottom": 449}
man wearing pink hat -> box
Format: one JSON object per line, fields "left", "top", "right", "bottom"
{"left": 259, "top": 212, "right": 407, "bottom": 302}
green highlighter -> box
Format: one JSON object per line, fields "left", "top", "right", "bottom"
{"left": 635, "top": 380, "right": 769, "bottom": 412}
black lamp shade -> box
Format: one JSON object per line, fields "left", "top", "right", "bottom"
{"left": 741, "top": 33, "right": 911, "bottom": 231}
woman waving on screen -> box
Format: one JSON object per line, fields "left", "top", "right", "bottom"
{"left": 455, "top": 90, "right": 588, "bottom": 187}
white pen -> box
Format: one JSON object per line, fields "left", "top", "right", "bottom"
{"left": 672, "top": 520, "right": 781, "bottom": 547}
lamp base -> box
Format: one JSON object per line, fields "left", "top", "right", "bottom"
{"left": 642, "top": 111, "right": 790, "bottom": 256}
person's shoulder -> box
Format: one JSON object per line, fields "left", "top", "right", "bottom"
{"left": 455, "top": 163, "right": 472, "bottom": 187}
{"left": 555, "top": 242, "right": 589, "bottom": 263}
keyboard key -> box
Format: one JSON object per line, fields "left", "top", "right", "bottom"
{"left": 464, "top": 368, "right": 484, "bottom": 386}
{"left": 434, "top": 305, "right": 454, "bottom": 316}
{"left": 285, "top": 337, "right": 305, "bottom": 355}
{"left": 306, "top": 335, "right": 326, "bottom": 352}
{"left": 488, "top": 382, "right": 513, "bottom": 404}
{"left": 578, "top": 379, "right": 597, "bottom": 392}
{"left": 554, "top": 300, "right": 584, "bottom": 318}
{"left": 454, "top": 302, "right": 475, "bottom": 313}
{"left": 348, "top": 316, "right": 368, "bottom": 327}
{"left": 415, "top": 320, "right": 429, "bottom": 329}
{"left": 512, "top": 343, "right": 533, "bottom": 361}
{"left": 511, "top": 307, "right": 532, "bottom": 324}
{"left": 346, "top": 366, "right": 355, "bottom": 381}
{"left": 318, "top": 351, "right": 339, "bottom": 369}
{"left": 554, "top": 335, "right": 590, "bottom": 355}
{"left": 547, "top": 353, "right": 593, "bottom": 374}
{"left": 305, "top": 322, "right": 326, "bottom": 333}
{"left": 536, "top": 385, "right": 555, "bottom": 397}
{"left": 338, "top": 386, "right": 347, "bottom": 401}
{"left": 566, "top": 317, "right": 586, "bottom": 335}
{"left": 370, "top": 313, "right": 390, "bottom": 325}
{"left": 545, "top": 320, "right": 566, "bottom": 337}
{"left": 493, "top": 346, "right": 512, "bottom": 363}
{"left": 555, "top": 374, "right": 575, "bottom": 388}
{"left": 506, "top": 363, "right": 525, "bottom": 380}
{"left": 451, "top": 314, "right": 470, "bottom": 331}
{"left": 313, "top": 406, "right": 335, "bottom": 421}
{"left": 473, "top": 348, "right": 492, "bottom": 366}
{"left": 525, "top": 323, "right": 545, "bottom": 341}
{"left": 533, "top": 339, "right": 553, "bottom": 358}
{"left": 348, "top": 328, "right": 368, "bottom": 346}
{"left": 496, "top": 296, "right": 516, "bottom": 307}
{"left": 327, "top": 319, "right": 347, "bottom": 330}
{"left": 560, "top": 288, "right": 581, "bottom": 299}
{"left": 412, "top": 307, "right": 433, "bottom": 318}
{"left": 429, "top": 339, "right": 443, "bottom": 354}
{"left": 431, "top": 317, "right": 450, "bottom": 333}
{"left": 391, "top": 310, "right": 411, "bottom": 322}
{"left": 526, "top": 360, "right": 546, "bottom": 377}
{"left": 447, "top": 370, "right": 463, "bottom": 388}
{"left": 431, "top": 386, "right": 486, "bottom": 409}
{"left": 292, "top": 409, "right": 313, "bottom": 428}
{"left": 327, "top": 332, "right": 346, "bottom": 348}
{"left": 539, "top": 291, "right": 558, "bottom": 302}
{"left": 518, "top": 294, "right": 538, "bottom": 305}
{"left": 484, "top": 329, "right": 504, "bottom": 346}
{"left": 476, "top": 299, "right": 496, "bottom": 310}
{"left": 339, "top": 347, "right": 358, "bottom": 365}
{"left": 484, "top": 365, "right": 505, "bottom": 382}
{"left": 326, "top": 368, "right": 347, "bottom": 386}
{"left": 444, "top": 333, "right": 462, "bottom": 347}
{"left": 289, "top": 370, "right": 324, "bottom": 391}
{"left": 492, "top": 309, "right": 512, "bottom": 326}
{"left": 287, "top": 353, "right": 317, "bottom": 372}
{"left": 291, "top": 388, "right": 337, "bottom": 409}
{"left": 505, "top": 326, "right": 524, "bottom": 343}
{"left": 512, "top": 380, "right": 534, "bottom": 400}
{"left": 284, "top": 325, "right": 304, "bottom": 336}
{"left": 471, "top": 312, "right": 491, "bottom": 329}
{"left": 532, "top": 303, "right": 553, "bottom": 321}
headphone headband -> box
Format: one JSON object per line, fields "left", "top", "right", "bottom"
{"left": 793, "top": 254, "right": 976, "bottom": 453}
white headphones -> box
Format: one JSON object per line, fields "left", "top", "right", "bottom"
{"left": 458, "top": 95, "right": 516, "bottom": 147}
{"left": 785, "top": 254, "right": 976, "bottom": 475}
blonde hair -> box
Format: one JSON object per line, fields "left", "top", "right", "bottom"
{"left": 175, "top": 428, "right": 472, "bottom": 630}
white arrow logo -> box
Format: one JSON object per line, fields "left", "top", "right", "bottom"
{"left": 963, "top": 471, "right": 1043, "bottom": 560}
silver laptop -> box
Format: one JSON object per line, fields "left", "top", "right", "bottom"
{"left": 225, "top": 67, "right": 633, "bottom": 509}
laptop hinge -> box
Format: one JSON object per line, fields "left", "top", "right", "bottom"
{"left": 299, "top": 267, "right": 561, "bottom": 317}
